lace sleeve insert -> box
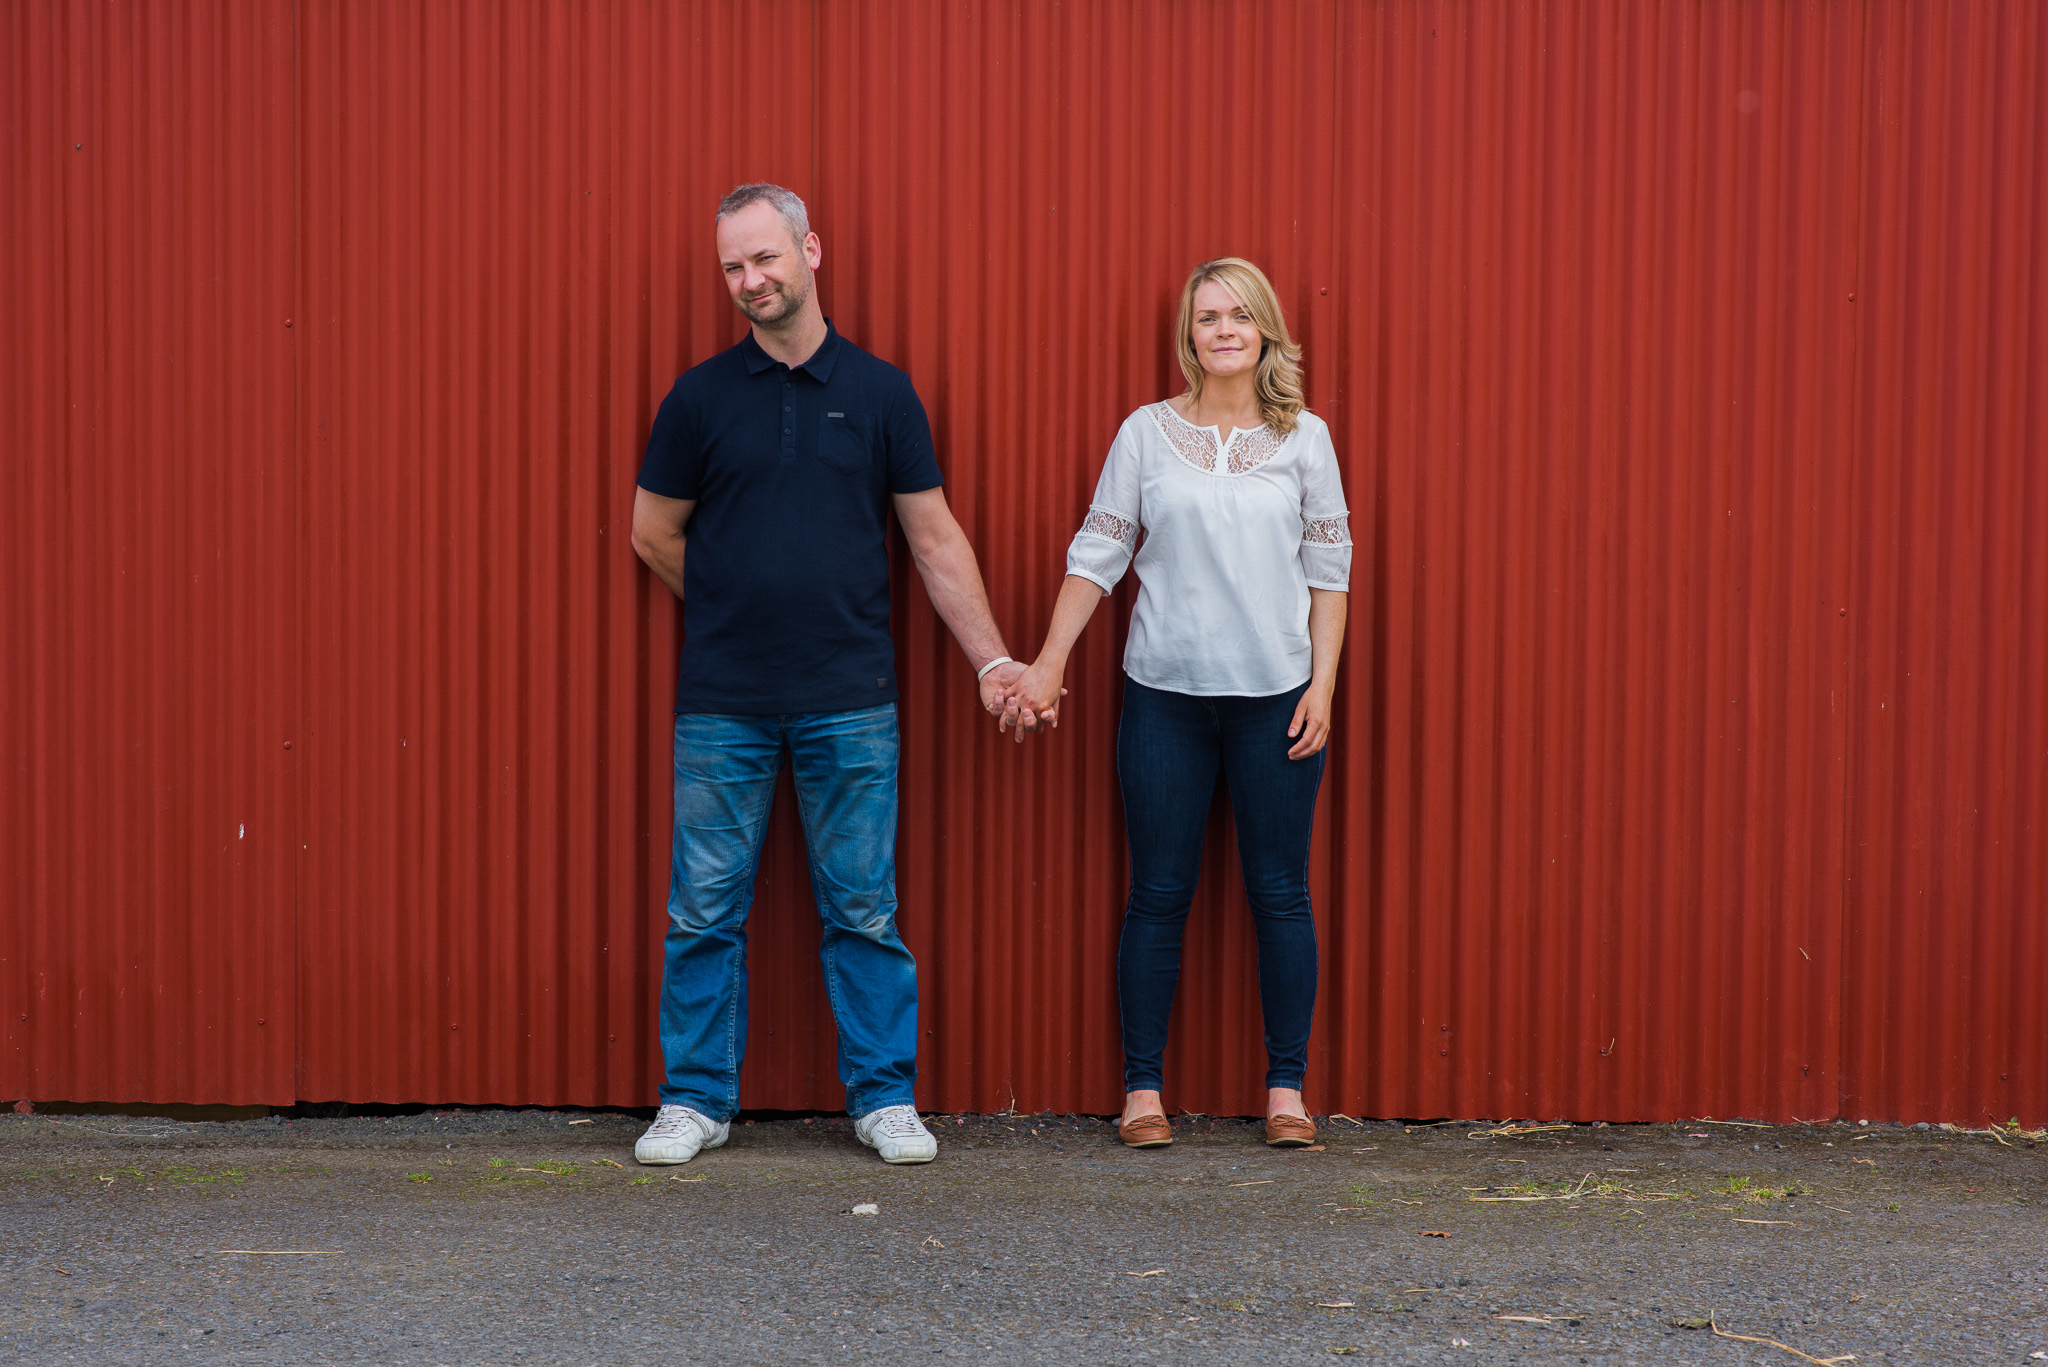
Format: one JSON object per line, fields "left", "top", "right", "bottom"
{"left": 1302, "top": 512, "right": 1351, "bottom": 546}
{"left": 1078, "top": 505, "right": 1139, "bottom": 551}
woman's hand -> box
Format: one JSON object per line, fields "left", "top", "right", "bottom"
{"left": 1001, "top": 660, "right": 1068, "bottom": 739}
{"left": 1286, "top": 682, "right": 1334, "bottom": 760}
{"left": 994, "top": 576, "right": 1101, "bottom": 744}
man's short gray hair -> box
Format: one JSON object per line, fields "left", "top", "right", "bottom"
{"left": 717, "top": 183, "right": 811, "bottom": 245}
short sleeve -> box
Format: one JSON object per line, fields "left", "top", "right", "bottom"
{"left": 883, "top": 375, "right": 944, "bottom": 493}
{"left": 636, "top": 380, "right": 703, "bottom": 499}
{"left": 1065, "top": 417, "right": 1144, "bottom": 591}
{"left": 1298, "top": 420, "right": 1352, "bottom": 590}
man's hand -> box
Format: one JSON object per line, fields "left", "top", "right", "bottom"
{"left": 979, "top": 660, "right": 1032, "bottom": 739}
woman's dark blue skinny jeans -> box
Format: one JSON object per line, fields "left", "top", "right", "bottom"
{"left": 1116, "top": 675, "right": 1325, "bottom": 1094}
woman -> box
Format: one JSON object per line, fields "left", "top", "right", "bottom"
{"left": 1003, "top": 258, "right": 1351, "bottom": 1148}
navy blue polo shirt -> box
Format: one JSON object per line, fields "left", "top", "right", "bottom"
{"left": 637, "top": 323, "right": 944, "bottom": 714}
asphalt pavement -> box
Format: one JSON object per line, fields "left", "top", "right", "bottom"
{"left": 3, "top": 1107, "right": 2043, "bottom": 1365}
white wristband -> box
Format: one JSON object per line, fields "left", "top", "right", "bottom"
{"left": 976, "top": 655, "right": 1014, "bottom": 681}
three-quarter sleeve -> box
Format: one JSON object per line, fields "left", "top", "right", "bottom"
{"left": 1298, "top": 420, "right": 1353, "bottom": 590}
{"left": 1065, "top": 419, "right": 1143, "bottom": 591}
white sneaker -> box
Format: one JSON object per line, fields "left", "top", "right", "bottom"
{"left": 854, "top": 1104, "right": 938, "bottom": 1164}
{"left": 634, "top": 1104, "right": 729, "bottom": 1165}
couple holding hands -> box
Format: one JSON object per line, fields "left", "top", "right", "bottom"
{"left": 628, "top": 184, "right": 1350, "bottom": 1168}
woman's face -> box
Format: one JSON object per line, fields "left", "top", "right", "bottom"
{"left": 1188, "top": 280, "right": 1263, "bottom": 381}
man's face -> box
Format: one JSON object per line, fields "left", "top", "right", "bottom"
{"left": 715, "top": 201, "right": 820, "bottom": 329}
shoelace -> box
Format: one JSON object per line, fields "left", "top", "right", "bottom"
{"left": 871, "top": 1107, "right": 924, "bottom": 1138}
{"left": 648, "top": 1105, "right": 706, "bottom": 1138}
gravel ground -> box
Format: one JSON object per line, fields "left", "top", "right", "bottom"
{"left": 2, "top": 1108, "right": 2043, "bottom": 1365}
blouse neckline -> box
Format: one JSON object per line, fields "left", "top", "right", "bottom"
{"left": 1147, "top": 401, "right": 1289, "bottom": 477}
{"left": 1160, "top": 397, "right": 1269, "bottom": 447}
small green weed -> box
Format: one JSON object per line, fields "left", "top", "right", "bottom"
{"left": 407, "top": 1172, "right": 433, "bottom": 1183}
{"left": 1714, "top": 1175, "right": 1790, "bottom": 1204}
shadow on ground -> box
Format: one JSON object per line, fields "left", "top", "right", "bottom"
{"left": 3, "top": 1109, "right": 2043, "bottom": 1365}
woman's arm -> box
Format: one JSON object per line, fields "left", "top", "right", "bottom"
{"left": 1286, "top": 587, "right": 1347, "bottom": 759}
{"left": 1001, "top": 574, "right": 1103, "bottom": 734}
{"left": 1009, "top": 418, "right": 1143, "bottom": 736}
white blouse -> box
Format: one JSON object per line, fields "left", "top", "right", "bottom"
{"left": 1065, "top": 401, "right": 1353, "bottom": 697}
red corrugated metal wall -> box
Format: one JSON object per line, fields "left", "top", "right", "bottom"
{"left": 1840, "top": 0, "right": 2048, "bottom": 1128}
{"left": 3, "top": 0, "right": 299, "bottom": 1103}
{"left": 6, "top": 1, "right": 2042, "bottom": 1124}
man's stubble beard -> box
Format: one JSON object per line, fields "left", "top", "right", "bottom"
{"left": 738, "top": 269, "right": 813, "bottom": 330}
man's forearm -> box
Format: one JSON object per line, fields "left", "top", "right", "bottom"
{"left": 636, "top": 533, "right": 688, "bottom": 602}
{"left": 911, "top": 530, "right": 1009, "bottom": 668}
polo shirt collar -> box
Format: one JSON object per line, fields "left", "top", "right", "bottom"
{"left": 738, "top": 320, "right": 841, "bottom": 382}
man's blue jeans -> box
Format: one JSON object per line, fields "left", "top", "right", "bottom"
{"left": 659, "top": 703, "right": 917, "bottom": 1121}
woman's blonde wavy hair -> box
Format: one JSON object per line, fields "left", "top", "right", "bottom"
{"left": 1174, "top": 257, "right": 1306, "bottom": 435}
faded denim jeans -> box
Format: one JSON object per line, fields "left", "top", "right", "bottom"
{"left": 658, "top": 703, "right": 917, "bottom": 1121}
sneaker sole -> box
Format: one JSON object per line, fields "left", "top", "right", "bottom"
{"left": 859, "top": 1136, "right": 938, "bottom": 1164}
{"left": 635, "top": 1133, "right": 728, "bottom": 1166}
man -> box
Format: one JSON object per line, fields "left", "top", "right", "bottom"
{"left": 629, "top": 183, "right": 1027, "bottom": 1166}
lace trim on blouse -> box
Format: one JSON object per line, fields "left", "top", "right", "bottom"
{"left": 1152, "top": 402, "right": 1216, "bottom": 472}
{"left": 1149, "top": 401, "right": 1289, "bottom": 477}
{"left": 1302, "top": 512, "right": 1351, "bottom": 546}
{"left": 1077, "top": 505, "right": 1139, "bottom": 552}
{"left": 1227, "top": 425, "right": 1283, "bottom": 475}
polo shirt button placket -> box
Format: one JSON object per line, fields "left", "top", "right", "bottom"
{"left": 781, "top": 374, "right": 795, "bottom": 459}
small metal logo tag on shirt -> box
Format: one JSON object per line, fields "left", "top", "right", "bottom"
{"left": 828, "top": 412, "right": 846, "bottom": 418}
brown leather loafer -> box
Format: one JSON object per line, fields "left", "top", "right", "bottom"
{"left": 1119, "top": 1113, "right": 1173, "bottom": 1148}
{"left": 1265, "top": 1113, "right": 1317, "bottom": 1147}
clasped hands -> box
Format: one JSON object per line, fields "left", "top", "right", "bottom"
{"left": 977, "top": 660, "right": 1066, "bottom": 744}
{"left": 978, "top": 659, "right": 1338, "bottom": 759}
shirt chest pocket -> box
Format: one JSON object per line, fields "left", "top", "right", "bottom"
{"left": 817, "top": 411, "right": 879, "bottom": 477}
